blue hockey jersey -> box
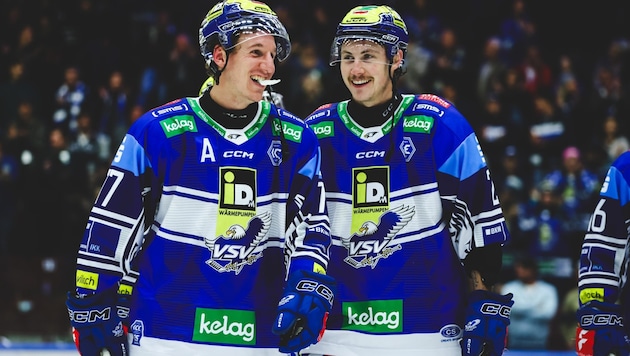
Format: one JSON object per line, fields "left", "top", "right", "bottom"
{"left": 578, "top": 150, "right": 630, "bottom": 306}
{"left": 73, "top": 97, "right": 330, "bottom": 354}
{"left": 302, "top": 94, "right": 509, "bottom": 354}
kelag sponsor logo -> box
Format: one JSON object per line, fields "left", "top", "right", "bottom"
{"left": 342, "top": 299, "right": 402, "bottom": 333}
{"left": 193, "top": 308, "right": 256, "bottom": 345}
{"left": 272, "top": 119, "right": 303, "bottom": 143}
{"left": 403, "top": 115, "right": 433, "bottom": 133}
{"left": 160, "top": 115, "right": 197, "bottom": 138}
{"left": 310, "top": 121, "right": 334, "bottom": 138}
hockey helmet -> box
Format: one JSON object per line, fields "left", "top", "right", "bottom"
{"left": 330, "top": 5, "right": 408, "bottom": 67}
{"left": 199, "top": 0, "right": 291, "bottom": 70}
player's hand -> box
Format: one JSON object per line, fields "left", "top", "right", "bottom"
{"left": 66, "top": 285, "right": 130, "bottom": 356}
{"left": 272, "top": 269, "right": 337, "bottom": 353}
{"left": 461, "top": 290, "right": 513, "bottom": 356}
{"left": 576, "top": 300, "right": 630, "bottom": 356}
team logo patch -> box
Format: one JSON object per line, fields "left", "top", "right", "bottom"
{"left": 342, "top": 205, "right": 414, "bottom": 269}
{"left": 267, "top": 140, "right": 283, "bottom": 166}
{"left": 204, "top": 211, "right": 271, "bottom": 274}
{"left": 399, "top": 136, "right": 416, "bottom": 162}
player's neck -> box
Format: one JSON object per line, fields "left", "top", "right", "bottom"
{"left": 348, "top": 94, "right": 401, "bottom": 128}
{"left": 200, "top": 91, "right": 258, "bottom": 130}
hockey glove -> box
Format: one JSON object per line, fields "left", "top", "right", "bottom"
{"left": 576, "top": 300, "right": 630, "bottom": 356}
{"left": 461, "top": 290, "right": 513, "bottom": 356}
{"left": 272, "top": 269, "right": 337, "bottom": 353}
{"left": 66, "top": 285, "right": 130, "bottom": 356}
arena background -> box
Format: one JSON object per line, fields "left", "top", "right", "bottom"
{"left": 1, "top": 0, "right": 629, "bottom": 354}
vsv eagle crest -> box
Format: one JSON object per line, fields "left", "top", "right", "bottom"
{"left": 204, "top": 211, "right": 272, "bottom": 274}
{"left": 342, "top": 205, "right": 415, "bottom": 269}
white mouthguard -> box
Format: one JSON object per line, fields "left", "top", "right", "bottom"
{"left": 256, "top": 79, "right": 281, "bottom": 86}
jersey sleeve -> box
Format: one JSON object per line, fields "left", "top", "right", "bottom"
{"left": 432, "top": 104, "right": 510, "bottom": 261}
{"left": 74, "top": 115, "right": 162, "bottom": 296}
{"left": 578, "top": 151, "right": 630, "bottom": 305}
{"left": 282, "top": 117, "right": 331, "bottom": 277}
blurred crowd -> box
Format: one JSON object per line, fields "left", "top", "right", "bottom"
{"left": 0, "top": 0, "right": 629, "bottom": 350}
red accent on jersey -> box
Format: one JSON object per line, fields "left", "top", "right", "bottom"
{"left": 418, "top": 94, "right": 451, "bottom": 108}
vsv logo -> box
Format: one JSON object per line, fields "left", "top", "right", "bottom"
{"left": 342, "top": 300, "right": 402, "bottom": 333}
{"left": 193, "top": 308, "right": 256, "bottom": 345}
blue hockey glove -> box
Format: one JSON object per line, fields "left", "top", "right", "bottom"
{"left": 461, "top": 290, "right": 513, "bottom": 356}
{"left": 66, "top": 285, "right": 130, "bottom": 356}
{"left": 576, "top": 300, "right": 630, "bottom": 356}
{"left": 272, "top": 269, "right": 337, "bottom": 353}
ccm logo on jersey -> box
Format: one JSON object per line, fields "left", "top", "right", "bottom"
{"left": 356, "top": 151, "right": 385, "bottom": 159}
{"left": 481, "top": 302, "right": 511, "bottom": 318}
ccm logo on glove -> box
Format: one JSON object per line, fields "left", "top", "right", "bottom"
{"left": 579, "top": 314, "right": 623, "bottom": 327}
{"left": 480, "top": 303, "right": 511, "bottom": 318}
{"left": 295, "top": 280, "right": 334, "bottom": 306}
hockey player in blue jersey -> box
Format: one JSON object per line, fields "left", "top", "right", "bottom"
{"left": 301, "top": 5, "right": 512, "bottom": 356}
{"left": 576, "top": 149, "right": 630, "bottom": 356}
{"left": 65, "top": 0, "right": 336, "bottom": 355}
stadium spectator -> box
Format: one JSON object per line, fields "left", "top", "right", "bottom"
{"left": 0, "top": 60, "right": 38, "bottom": 130}
{"left": 95, "top": 70, "right": 130, "bottom": 157}
{"left": 599, "top": 115, "right": 630, "bottom": 165}
{"left": 476, "top": 36, "right": 507, "bottom": 104}
{"left": 542, "top": 146, "right": 601, "bottom": 258}
{"left": 52, "top": 65, "right": 89, "bottom": 134}
{"left": 501, "top": 254, "right": 559, "bottom": 350}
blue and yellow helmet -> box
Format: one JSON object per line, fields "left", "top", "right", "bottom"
{"left": 199, "top": 0, "right": 291, "bottom": 69}
{"left": 330, "top": 5, "right": 408, "bottom": 66}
